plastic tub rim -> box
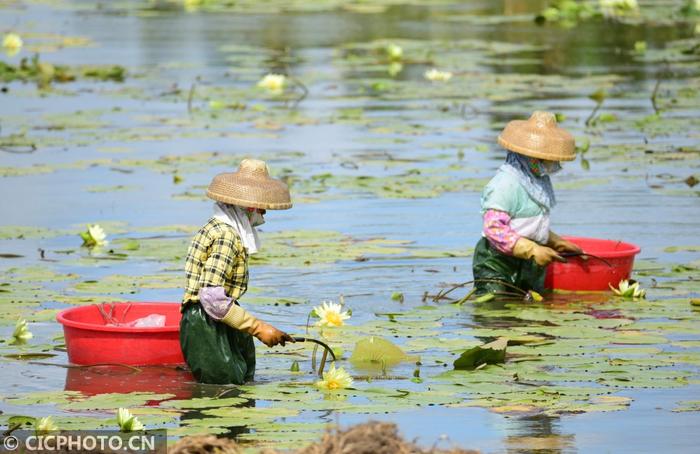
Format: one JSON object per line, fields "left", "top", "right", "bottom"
{"left": 56, "top": 302, "right": 180, "bottom": 334}
{"left": 563, "top": 236, "right": 641, "bottom": 259}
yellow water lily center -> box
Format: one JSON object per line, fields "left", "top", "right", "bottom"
{"left": 316, "top": 364, "right": 353, "bottom": 391}
{"left": 2, "top": 33, "right": 23, "bottom": 56}
{"left": 313, "top": 301, "right": 351, "bottom": 327}
{"left": 257, "top": 73, "right": 286, "bottom": 94}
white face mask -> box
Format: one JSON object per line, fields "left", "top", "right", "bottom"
{"left": 247, "top": 210, "right": 265, "bottom": 227}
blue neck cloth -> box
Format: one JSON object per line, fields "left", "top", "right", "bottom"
{"left": 500, "top": 151, "right": 557, "bottom": 210}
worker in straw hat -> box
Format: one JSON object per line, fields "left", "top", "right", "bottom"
{"left": 180, "top": 158, "right": 294, "bottom": 384}
{"left": 472, "top": 111, "right": 584, "bottom": 296}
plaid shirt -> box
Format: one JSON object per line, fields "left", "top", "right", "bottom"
{"left": 182, "top": 217, "right": 248, "bottom": 308}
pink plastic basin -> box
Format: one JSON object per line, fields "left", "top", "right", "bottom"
{"left": 545, "top": 236, "right": 641, "bottom": 291}
{"left": 56, "top": 302, "right": 185, "bottom": 366}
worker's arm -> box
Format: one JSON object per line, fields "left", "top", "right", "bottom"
{"left": 199, "top": 286, "right": 292, "bottom": 347}
{"left": 482, "top": 209, "right": 521, "bottom": 254}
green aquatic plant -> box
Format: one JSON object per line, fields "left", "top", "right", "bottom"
{"left": 536, "top": 0, "right": 597, "bottom": 27}
{"left": 385, "top": 43, "right": 403, "bottom": 61}
{"left": 525, "top": 290, "right": 544, "bottom": 302}
{"left": 453, "top": 337, "right": 507, "bottom": 370}
{"left": 116, "top": 408, "right": 144, "bottom": 432}
{"left": 11, "top": 318, "right": 33, "bottom": 344}
{"left": 599, "top": 0, "right": 639, "bottom": 17}
{"left": 350, "top": 336, "right": 417, "bottom": 369}
{"left": 610, "top": 279, "right": 646, "bottom": 299}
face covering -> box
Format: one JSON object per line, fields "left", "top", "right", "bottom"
{"left": 212, "top": 203, "right": 261, "bottom": 254}
{"left": 526, "top": 158, "right": 561, "bottom": 176}
{"left": 502, "top": 152, "right": 557, "bottom": 210}
{"left": 246, "top": 209, "right": 265, "bottom": 227}
{"left": 541, "top": 160, "right": 562, "bottom": 175}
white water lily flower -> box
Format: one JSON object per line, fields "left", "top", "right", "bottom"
{"left": 2, "top": 33, "right": 23, "bottom": 56}
{"left": 386, "top": 43, "right": 403, "bottom": 61}
{"left": 35, "top": 416, "right": 58, "bottom": 435}
{"left": 316, "top": 364, "right": 353, "bottom": 390}
{"left": 12, "top": 318, "right": 32, "bottom": 344}
{"left": 117, "top": 408, "right": 145, "bottom": 432}
{"left": 609, "top": 279, "right": 646, "bottom": 299}
{"left": 313, "top": 301, "right": 350, "bottom": 327}
{"left": 257, "top": 73, "right": 286, "bottom": 94}
{"left": 424, "top": 68, "right": 453, "bottom": 82}
{"left": 80, "top": 224, "right": 107, "bottom": 247}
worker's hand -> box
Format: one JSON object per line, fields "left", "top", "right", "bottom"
{"left": 531, "top": 244, "right": 566, "bottom": 266}
{"left": 513, "top": 237, "right": 565, "bottom": 267}
{"left": 252, "top": 322, "right": 294, "bottom": 348}
{"left": 547, "top": 231, "right": 586, "bottom": 258}
{"left": 556, "top": 239, "right": 584, "bottom": 255}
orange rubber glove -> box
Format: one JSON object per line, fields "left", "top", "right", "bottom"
{"left": 547, "top": 231, "right": 584, "bottom": 254}
{"left": 513, "top": 237, "right": 565, "bottom": 267}
{"left": 221, "top": 305, "right": 293, "bottom": 347}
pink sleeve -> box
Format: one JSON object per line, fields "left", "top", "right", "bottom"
{"left": 199, "top": 286, "right": 233, "bottom": 320}
{"left": 483, "top": 209, "right": 521, "bottom": 255}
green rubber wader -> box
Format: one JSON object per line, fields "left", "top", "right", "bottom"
{"left": 472, "top": 237, "right": 546, "bottom": 295}
{"left": 180, "top": 303, "right": 256, "bottom": 385}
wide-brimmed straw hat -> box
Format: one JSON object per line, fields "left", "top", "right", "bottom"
{"left": 207, "top": 159, "right": 292, "bottom": 210}
{"left": 497, "top": 111, "right": 576, "bottom": 161}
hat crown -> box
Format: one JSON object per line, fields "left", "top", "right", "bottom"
{"left": 206, "top": 158, "right": 292, "bottom": 210}
{"left": 531, "top": 111, "right": 556, "bottom": 128}
{"left": 496, "top": 110, "right": 576, "bottom": 162}
{"left": 238, "top": 158, "right": 269, "bottom": 178}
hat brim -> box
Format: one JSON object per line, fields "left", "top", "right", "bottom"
{"left": 497, "top": 135, "right": 576, "bottom": 161}
{"left": 207, "top": 174, "right": 292, "bottom": 210}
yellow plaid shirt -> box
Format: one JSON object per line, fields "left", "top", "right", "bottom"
{"left": 182, "top": 217, "right": 249, "bottom": 308}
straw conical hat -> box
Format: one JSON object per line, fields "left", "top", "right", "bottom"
{"left": 497, "top": 111, "right": 576, "bottom": 161}
{"left": 207, "top": 159, "right": 292, "bottom": 210}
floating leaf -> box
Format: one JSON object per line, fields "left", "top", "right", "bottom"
{"left": 453, "top": 337, "right": 507, "bottom": 370}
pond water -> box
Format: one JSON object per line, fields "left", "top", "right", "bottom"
{"left": 1, "top": 0, "right": 700, "bottom": 452}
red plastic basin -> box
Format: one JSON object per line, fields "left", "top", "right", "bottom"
{"left": 545, "top": 236, "right": 641, "bottom": 291}
{"left": 56, "top": 302, "right": 185, "bottom": 366}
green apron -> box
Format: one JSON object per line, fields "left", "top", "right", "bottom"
{"left": 472, "top": 237, "right": 546, "bottom": 295}
{"left": 180, "top": 303, "right": 256, "bottom": 385}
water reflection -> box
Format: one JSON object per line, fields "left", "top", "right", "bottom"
{"left": 64, "top": 365, "right": 256, "bottom": 438}
{"left": 64, "top": 365, "right": 196, "bottom": 400}
{"left": 503, "top": 414, "right": 575, "bottom": 453}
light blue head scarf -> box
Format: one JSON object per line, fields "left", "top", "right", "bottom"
{"left": 500, "top": 152, "right": 558, "bottom": 210}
